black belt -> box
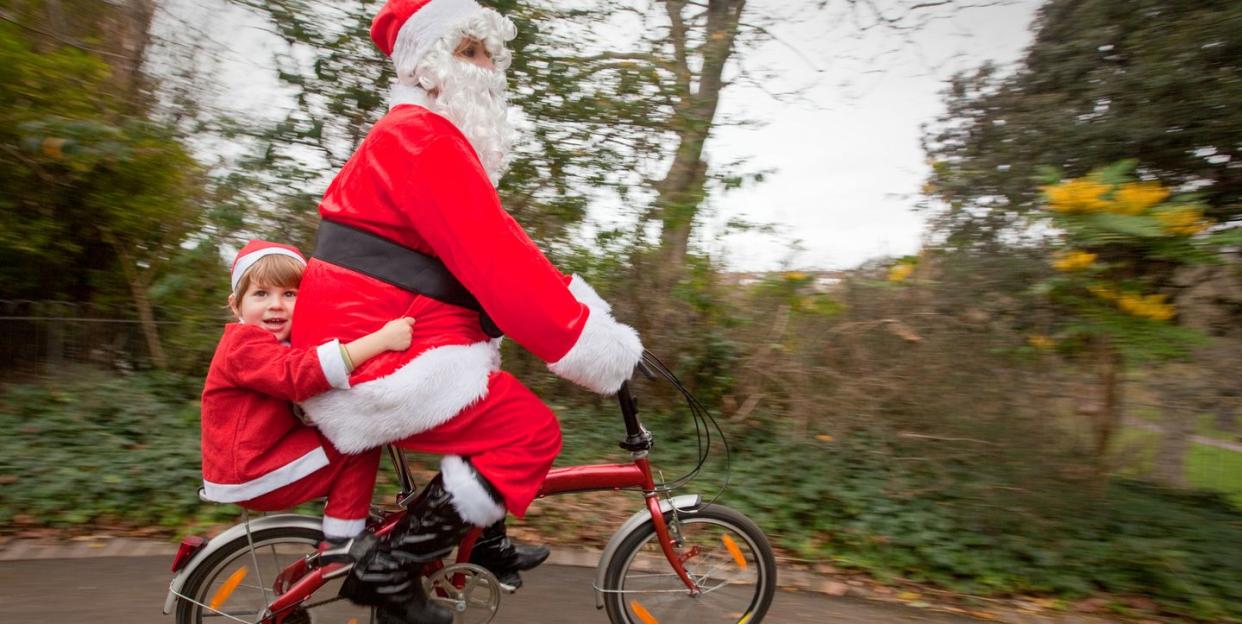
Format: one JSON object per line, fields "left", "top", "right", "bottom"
{"left": 312, "top": 219, "right": 502, "bottom": 338}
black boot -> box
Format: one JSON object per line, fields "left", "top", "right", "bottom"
{"left": 468, "top": 520, "right": 550, "bottom": 590}
{"left": 341, "top": 469, "right": 493, "bottom": 624}
{"left": 339, "top": 542, "right": 451, "bottom": 624}
{"left": 386, "top": 473, "right": 475, "bottom": 563}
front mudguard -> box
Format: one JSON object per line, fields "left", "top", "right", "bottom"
{"left": 592, "top": 494, "right": 701, "bottom": 609}
{"left": 163, "top": 514, "right": 324, "bottom": 615}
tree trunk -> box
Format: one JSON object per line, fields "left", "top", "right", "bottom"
{"left": 130, "top": 280, "right": 168, "bottom": 369}
{"left": 111, "top": 239, "right": 169, "bottom": 369}
{"left": 651, "top": 0, "right": 744, "bottom": 290}
{"left": 1091, "top": 341, "right": 1122, "bottom": 480}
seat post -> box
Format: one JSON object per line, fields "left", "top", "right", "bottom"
{"left": 387, "top": 445, "right": 417, "bottom": 502}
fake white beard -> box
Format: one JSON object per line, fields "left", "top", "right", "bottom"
{"left": 416, "top": 50, "right": 514, "bottom": 185}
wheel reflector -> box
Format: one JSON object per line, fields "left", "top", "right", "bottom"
{"left": 630, "top": 599, "right": 659, "bottom": 624}
{"left": 722, "top": 534, "right": 748, "bottom": 571}
{"left": 739, "top": 612, "right": 754, "bottom": 624}
{"left": 209, "top": 566, "right": 249, "bottom": 610}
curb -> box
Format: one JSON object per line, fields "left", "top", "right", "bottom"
{"left": 0, "top": 537, "right": 177, "bottom": 561}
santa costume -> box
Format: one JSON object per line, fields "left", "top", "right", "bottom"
{"left": 291, "top": 1, "right": 641, "bottom": 619}
{"left": 200, "top": 241, "right": 380, "bottom": 540}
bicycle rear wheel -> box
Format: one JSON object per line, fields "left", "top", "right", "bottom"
{"left": 174, "top": 526, "right": 374, "bottom": 624}
{"left": 602, "top": 503, "right": 777, "bottom": 624}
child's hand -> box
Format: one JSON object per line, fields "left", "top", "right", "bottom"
{"left": 379, "top": 317, "right": 415, "bottom": 351}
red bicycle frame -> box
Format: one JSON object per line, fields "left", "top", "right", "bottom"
{"left": 263, "top": 381, "right": 698, "bottom": 623}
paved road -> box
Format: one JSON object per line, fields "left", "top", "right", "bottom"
{"left": 0, "top": 555, "right": 981, "bottom": 623}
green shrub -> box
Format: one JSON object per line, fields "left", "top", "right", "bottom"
{"left": 0, "top": 368, "right": 229, "bottom": 529}
{"left": 715, "top": 429, "right": 1242, "bottom": 621}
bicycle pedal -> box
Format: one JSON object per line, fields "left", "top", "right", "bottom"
{"left": 320, "top": 561, "right": 354, "bottom": 581}
{"left": 318, "top": 533, "right": 378, "bottom": 566}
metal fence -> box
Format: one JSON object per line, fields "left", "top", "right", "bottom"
{"left": 0, "top": 300, "right": 218, "bottom": 378}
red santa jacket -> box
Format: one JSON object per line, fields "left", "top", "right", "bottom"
{"left": 200, "top": 323, "right": 351, "bottom": 502}
{"left": 292, "top": 101, "right": 642, "bottom": 454}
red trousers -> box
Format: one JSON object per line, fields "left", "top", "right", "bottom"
{"left": 242, "top": 435, "right": 382, "bottom": 538}
{"left": 395, "top": 371, "right": 562, "bottom": 517}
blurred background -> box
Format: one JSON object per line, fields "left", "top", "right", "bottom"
{"left": 0, "top": 0, "right": 1239, "bottom": 621}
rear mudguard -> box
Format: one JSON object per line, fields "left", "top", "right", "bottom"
{"left": 592, "top": 494, "right": 701, "bottom": 609}
{"left": 163, "top": 514, "right": 323, "bottom": 615}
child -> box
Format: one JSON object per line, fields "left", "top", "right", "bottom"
{"left": 200, "top": 240, "right": 413, "bottom": 553}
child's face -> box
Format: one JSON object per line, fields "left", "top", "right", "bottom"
{"left": 229, "top": 281, "right": 298, "bottom": 342}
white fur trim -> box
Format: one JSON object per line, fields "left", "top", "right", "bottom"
{"left": 389, "top": 83, "right": 433, "bottom": 111}
{"left": 202, "top": 447, "right": 329, "bottom": 503}
{"left": 301, "top": 341, "right": 501, "bottom": 454}
{"left": 567, "top": 274, "right": 612, "bottom": 315}
{"left": 548, "top": 307, "right": 643, "bottom": 395}
{"left": 231, "top": 248, "right": 306, "bottom": 292}
{"left": 322, "top": 515, "right": 367, "bottom": 539}
{"left": 441, "top": 455, "right": 505, "bottom": 526}
{"left": 391, "top": 0, "right": 483, "bottom": 79}
{"left": 316, "top": 340, "right": 351, "bottom": 390}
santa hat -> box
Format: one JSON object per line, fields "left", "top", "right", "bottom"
{"left": 230, "top": 240, "right": 306, "bottom": 292}
{"left": 371, "top": 0, "right": 497, "bottom": 75}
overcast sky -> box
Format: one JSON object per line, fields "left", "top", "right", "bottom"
{"left": 700, "top": 0, "right": 1043, "bottom": 271}
{"left": 155, "top": 0, "right": 1043, "bottom": 271}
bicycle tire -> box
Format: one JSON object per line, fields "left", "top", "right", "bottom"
{"left": 174, "top": 525, "right": 369, "bottom": 624}
{"left": 601, "top": 503, "right": 777, "bottom": 624}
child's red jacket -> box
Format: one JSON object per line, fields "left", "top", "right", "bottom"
{"left": 199, "top": 323, "right": 351, "bottom": 502}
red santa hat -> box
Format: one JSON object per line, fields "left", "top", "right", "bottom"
{"left": 230, "top": 240, "right": 306, "bottom": 292}
{"left": 371, "top": 0, "right": 485, "bottom": 67}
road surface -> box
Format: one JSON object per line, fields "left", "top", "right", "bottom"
{"left": 0, "top": 554, "right": 981, "bottom": 623}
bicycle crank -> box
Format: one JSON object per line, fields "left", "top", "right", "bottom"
{"left": 424, "top": 563, "right": 502, "bottom": 624}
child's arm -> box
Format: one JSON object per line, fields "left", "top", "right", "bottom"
{"left": 221, "top": 317, "right": 414, "bottom": 401}
{"left": 340, "top": 317, "right": 416, "bottom": 372}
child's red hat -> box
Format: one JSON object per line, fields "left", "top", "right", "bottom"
{"left": 230, "top": 240, "right": 306, "bottom": 292}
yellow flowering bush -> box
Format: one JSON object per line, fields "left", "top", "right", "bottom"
{"left": 1116, "top": 291, "right": 1175, "bottom": 322}
{"left": 1087, "top": 285, "right": 1118, "bottom": 301}
{"left": 1042, "top": 177, "right": 1187, "bottom": 219}
{"left": 1042, "top": 179, "right": 1113, "bottom": 213}
{"left": 1112, "top": 181, "right": 1170, "bottom": 215}
{"left": 1155, "top": 205, "right": 1211, "bottom": 236}
{"left": 888, "top": 263, "right": 914, "bottom": 282}
{"left": 1027, "top": 335, "right": 1055, "bottom": 350}
{"left": 1052, "top": 250, "right": 1097, "bottom": 271}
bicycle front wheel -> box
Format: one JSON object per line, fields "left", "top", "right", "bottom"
{"left": 175, "top": 525, "right": 374, "bottom": 624}
{"left": 602, "top": 503, "right": 777, "bottom": 624}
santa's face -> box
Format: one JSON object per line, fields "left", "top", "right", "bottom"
{"left": 453, "top": 36, "right": 494, "bottom": 70}
{"left": 415, "top": 27, "right": 515, "bottom": 184}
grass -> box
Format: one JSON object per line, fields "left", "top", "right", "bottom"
{"left": 1116, "top": 426, "right": 1242, "bottom": 508}
{"left": 1187, "top": 444, "right": 1242, "bottom": 508}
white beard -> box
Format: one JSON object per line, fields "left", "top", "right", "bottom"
{"left": 417, "top": 52, "right": 514, "bottom": 186}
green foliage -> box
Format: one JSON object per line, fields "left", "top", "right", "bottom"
{"left": 925, "top": 0, "right": 1242, "bottom": 247}
{"left": 719, "top": 429, "right": 1242, "bottom": 621}
{"left": 0, "top": 369, "right": 230, "bottom": 529}
{"left": 0, "top": 20, "right": 208, "bottom": 329}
